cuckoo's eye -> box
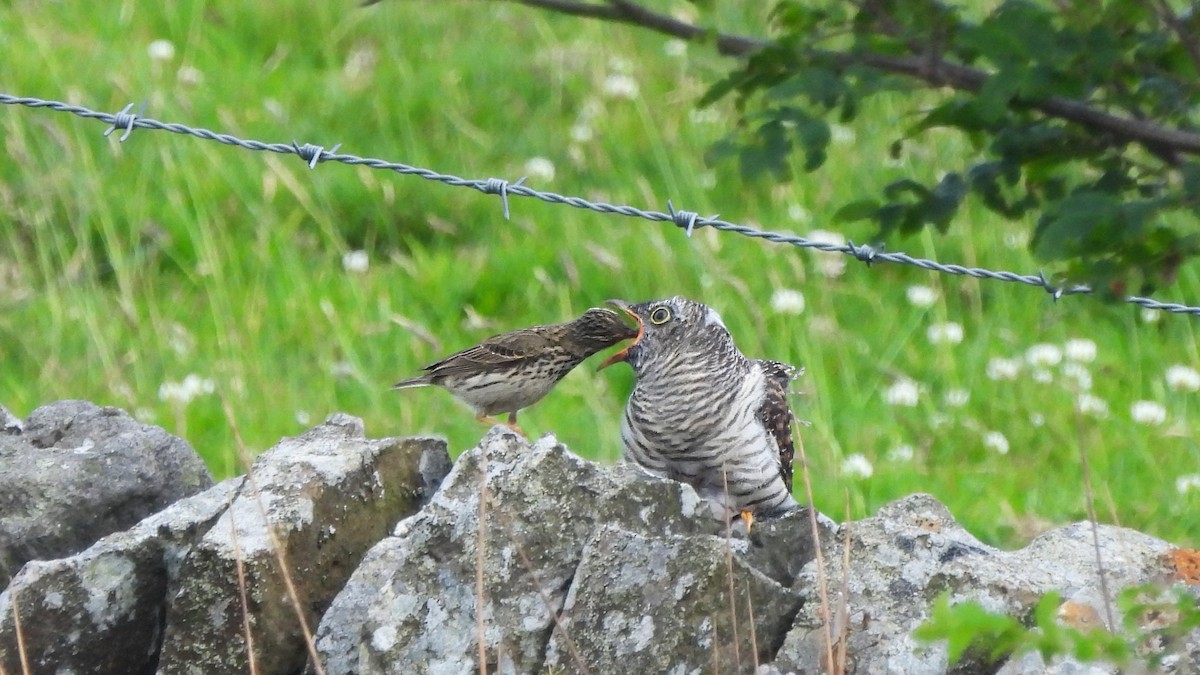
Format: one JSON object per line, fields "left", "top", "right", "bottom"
{"left": 649, "top": 307, "right": 672, "bottom": 325}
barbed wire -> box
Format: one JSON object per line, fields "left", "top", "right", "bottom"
{"left": 3, "top": 92, "right": 1198, "bottom": 317}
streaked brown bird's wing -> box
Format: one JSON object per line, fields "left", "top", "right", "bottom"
{"left": 422, "top": 328, "right": 557, "bottom": 377}
{"left": 757, "top": 360, "right": 797, "bottom": 493}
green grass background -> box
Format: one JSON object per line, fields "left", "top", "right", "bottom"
{"left": 2, "top": 0, "right": 1197, "bottom": 549}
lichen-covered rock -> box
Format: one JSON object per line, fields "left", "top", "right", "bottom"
{"left": 156, "top": 414, "right": 450, "bottom": 675}
{"left": 0, "top": 478, "right": 239, "bottom": 675}
{"left": 313, "top": 427, "right": 732, "bottom": 675}
{"left": 0, "top": 400, "right": 213, "bottom": 581}
{"left": 774, "top": 493, "right": 1194, "bottom": 674}
{"left": 543, "top": 524, "right": 805, "bottom": 674}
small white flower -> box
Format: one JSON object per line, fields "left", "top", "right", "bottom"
{"left": 906, "top": 285, "right": 937, "bottom": 308}
{"left": 983, "top": 431, "right": 1010, "bottom": 455}
{"left": 986, "top": 357, "right": 1021, "bottom": 381}
{"left": 523, "top": 157, "right": 556, "bottom": 182}
{"left": 944, "top": 389, "right": 970, "bottom": 407}
{"left": 342, "top": 250, "right": 369, "bottom": 274}
{"left": 770, "top": 289, "right": 806, "bottom": 315}
{"left": 841, "top": 453, "right": 874, "bottom": 479}
{"left": 787, "top": 205, "right": 812, "bottom": 224}
{"left": 602, "top": 73, "right": 640, "bottom": 99}
{"left": 688, "top": 108, "right": 721, "bottom": 125}
{"left": 1141, "top": 308, "right": 1161, "bottom": 324}
{"left": 147, "top": 39, "right": 176, "bottom": 62}
{"left": 295, "top": 410, "right": 312, "bottom": 426}
{"left": 1131, "top": 400, "right": 1167, "bottom": 426}
{"left": 1003, "top": 230, "right": 1029, "bottom": 249}
{"left": 1031, "top": 369, "right": 1054, "bottom": 384}
{"left": 807, "top": 229, "right": 847, "bottom": 278}
{"left": 884, "top": 378, "right": 920, "bottom": 407}
{"left": 176, "top": 65, "right": 203, "bottom": 86}
{"left": 887, "top": 445, "right": 915, "bottom": 462}
{"left": 926, "top": 322, "right": 964, "bottom": 346}
{"left": 569, "top": 124, "right": 593, "bottom": 143}
{"left": 158, "top": 374, "right": 215, "bottom": 405}
{"left": 1025, "top": 343, "right": 1063, "bottom": 368}
{"left": 1029, "top": 413, "right": 1045, "bottom": 427}
{"left": 1165, "top": 365, "right": 1200, "bottom": 392}
{"left": 1176, "top": 474, "right": 1200, "bottom": 495}
{"left": 1060, "top": 362, "right": 1092, "bottom": 391}
{"left": 829, "top": 124, "right": 856, "bottom": 144}
{"left": 1064, "top": 339, "right": 1097, "bottom": 363}
{"left": 663, "top": 39, "right": 688, "bottom": 57}
{"left": 1077, "top": 394, "right": 1109, "bottom": 418}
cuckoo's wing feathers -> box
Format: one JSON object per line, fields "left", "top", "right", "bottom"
{"left": 757, "top": 359, "right": 798, "bottom": 493}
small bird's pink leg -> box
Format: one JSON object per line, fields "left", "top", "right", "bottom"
{"left": 474, "top": 413, "right": 526, "bottom": 438}
{"left": 505, "top": 412, "right": 527, "bottom": 438}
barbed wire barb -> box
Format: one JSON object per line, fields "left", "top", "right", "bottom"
{"left": 481, "top": 177, "right": 526, "bottom": 220}
{"left": 4, "top": 90, "right": 1200, "bottom": 317}
{"left": 103, "top": 101, "right": 143, "bottom": 142}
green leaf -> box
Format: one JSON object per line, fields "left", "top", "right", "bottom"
{"left": 833, "top": 199, "right": 880, "bottom": 223}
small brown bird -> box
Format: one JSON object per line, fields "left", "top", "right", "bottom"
{"left": 600, "top": 296, "right": 800, "bottom": 530}
{"left": 393, "top": 308, "right": 638, "bottom": 434}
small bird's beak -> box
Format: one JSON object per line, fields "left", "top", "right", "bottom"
{"left": 597, "top": 299, "right": 642, "bottom": 370}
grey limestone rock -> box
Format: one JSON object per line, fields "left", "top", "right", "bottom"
{"left": 0, "top": 400, "right": 213, "bottom": 581}
{"left": 156, "top": 413, "right": 450, "bottom": 675}
{"left": 0, "top": 478, "right": 241, "bottom": 675}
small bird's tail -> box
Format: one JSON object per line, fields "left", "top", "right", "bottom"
{"left": 392, "top": 375, "right": 433, "bottom": 390}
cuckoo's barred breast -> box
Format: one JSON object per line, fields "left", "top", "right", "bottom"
{"left": 602, "top": 296, "right": 799, "bottom": 520}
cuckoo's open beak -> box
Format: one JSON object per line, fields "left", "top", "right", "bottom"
{"left": 597, "top": 299, "right": 643, "bottom": 370}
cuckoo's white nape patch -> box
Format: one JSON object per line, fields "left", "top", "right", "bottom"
{"left": 704, "top": 306, "right": 726, "bottom": 329}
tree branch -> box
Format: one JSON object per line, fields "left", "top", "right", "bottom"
{"left": 507, "top": 0, "right": 1200, "bottom": 156}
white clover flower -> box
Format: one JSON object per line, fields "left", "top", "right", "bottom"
{"left": 944, "top": 389, "right": 970, "bottom": 407}
{"left": 926, "top": 322, "right": 964, "bottom": 346}
{"left": 602, "top": 73, "right": 640, "bottom": 99}
{"left": 1165, "top": 365, "right": 1200, "bottom": 393}
{"left": 523, "top": 157, "right": 556, "bottom": 182}
{"left": 906, "top": 285, "right": 937, "bottom": 308}
{"left": 1003, "top": 230, "right": 1029, "bottom": 249}
{"left": 147, "top": 39, "right": 176, "bottom": 62}
{"left": 688, "top": 108, "right": 721, "bottom": 125}
{"left": 1131, "top": 400, "right": 1167, "bottom": 426}
{"left": 983, "top": 431, "right": 1010, "bottom": 455}
{"left": 770, "top": 289, "right": 806, "bottom": 315}
{"left": 663, "top": 39, "right": 688, "bottom": 57}
{"left": 177, "top": 65, "right": 203, "bottom": 86}
{"left": 807, "top": 229, "right": 847, "bottom": 278}
{"left": 295, "top": 410, "right": 312, "bottom": 426}
{"left": 342, "top": 250, "right": 369, "bottom": 274}
{"left": 1176, "top": 474, "right": 1200, "bottom": 495}
{"left": 1141, "top": 308, "right": 1161, "bottom": 324}
{"left": 787, "top": 205, "right": 812, "bottom": 224}
{"left": 887, "top": 445, "right": 915, "bottom": 462}
{"left": 841, "top": 453, "right": 874, "bottom": 479}
{"left": 1060, "top": 362, "right": 1092, "bottom": 391}
{"left": 986, "top": 357, "right": 1021, "bottom": 381}
{"left": 1025, "top": 343, "right": 1063, "bottom": 368}
{"left": 569, "top": 124, "right": 593, "bottom": 143}
{"left": 1077, "top": 394, "right": 1109, "bottom": 418}
{"left": 884, "top": 378, "right": 920, "bottom": 407}
{"left": 158, "top": 374, "right": 215, "bottom": 405}
{"left": 1064, "top": 338, "right": 1097, "bottom": 363}
{"left": 1031, "top": 368, "right": 1054, "bottom": 384}
{"left": 829, "top": 124, "right": 856, "bottom": 144}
